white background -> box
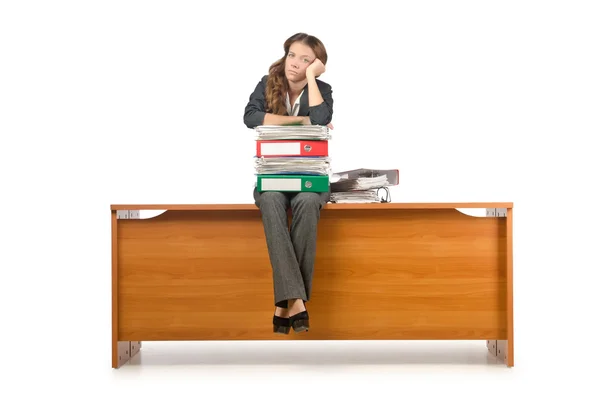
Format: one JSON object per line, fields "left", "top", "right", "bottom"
{"left": 1, "top": 0, "right": 599, "bottom": 395}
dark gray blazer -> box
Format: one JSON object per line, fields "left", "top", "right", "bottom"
{"left": 243, "top": 74, "right": 334, "bottom": 129}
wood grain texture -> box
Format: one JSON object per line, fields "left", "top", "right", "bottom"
{"left": 116, "top": 208, "right": 508, "bottom": 341}
{"left": 111, "top": 211, "right": 119, "bottom": 367}
{"left": 506, "top": 207, "right": 514, "bottom": 366}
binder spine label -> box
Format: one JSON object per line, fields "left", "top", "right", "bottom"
{"left": 261, "top": 178, "right": 302, "bottom": 191}
{"left": 260, "top": 142, "right": 301, "bottom": 156}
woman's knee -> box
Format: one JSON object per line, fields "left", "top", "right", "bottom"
{"left": 292, "top": 192, "right": 325, "bottom": 211}
{"left": 257, "top": 191, "right": 289, "bottom": 208}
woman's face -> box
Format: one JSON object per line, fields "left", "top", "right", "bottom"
{"left": 285, "top": 41, "right": 317, "bottom": 83}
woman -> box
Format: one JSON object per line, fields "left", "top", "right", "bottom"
{"left": 243, "top": 32, "right": 334, "bottom": 334}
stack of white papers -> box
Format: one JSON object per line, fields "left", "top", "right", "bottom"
{"left": 255, "top": 156, "right": 331, "bottom": 175}
{"left": 355, "top": 174, "right": 388, "bottom": 189}
{"left": 330, "top": 190, "right": 380, "bottom": 203}
{"left": 255, "top": 125, "right": 331, "bottom": 140}
{"left": 331, "top": 173, "right": 391, "bottom": 192}
{"left": 329, "top": 168, "right": 399, "bottom": 203}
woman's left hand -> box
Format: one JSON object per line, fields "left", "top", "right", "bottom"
{"left": 306, "top": 59, "right": 326, "bottom": 78}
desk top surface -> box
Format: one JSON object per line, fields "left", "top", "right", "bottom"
{"left": 111, "top": 202, "right": 513, "bottom": 211}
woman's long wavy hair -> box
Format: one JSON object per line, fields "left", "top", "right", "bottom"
{"left": 265, "top": 33, "right": 328, "bottom": 115}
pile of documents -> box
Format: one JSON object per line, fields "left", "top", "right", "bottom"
{"left": 255, "top": 125, "right": 331, "bottom": 141}
{"left": 254, "top": 157, "right": 331, "bottom": 175}
{"left": 330, "top": 189, "right": 381, "bottom": 203}
{"left": 254, "top": 125, "right": 332, "bottom": 193}
{"left": 329, "top": 168, "right": 399, "bottom": 203}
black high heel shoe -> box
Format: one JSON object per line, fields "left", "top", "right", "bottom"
{"left": 273, "top": 315, "right": 291, "bottom": 334}
{"left": 289, "top": 310, "right": 309, "bottom": 332}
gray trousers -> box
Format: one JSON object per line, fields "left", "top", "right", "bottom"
{"left": 253, "top": 186, "right": 330, "bottom": 308}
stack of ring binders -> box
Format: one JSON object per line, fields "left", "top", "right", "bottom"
{"left": 253, "top": 125, "right": 332, "bottom": 193}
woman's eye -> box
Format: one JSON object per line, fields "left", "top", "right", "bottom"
{"left": 304, "top": 59, "right": 309, "bottom": 63}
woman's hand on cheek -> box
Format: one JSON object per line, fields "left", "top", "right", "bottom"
{"left": 306, "top": 59, "right": 326, "bottom": 79}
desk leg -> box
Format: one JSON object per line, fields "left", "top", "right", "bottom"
{"left": 115, "top": 341, "right": 142, "bottom": 368}
{"left": 112, "top": 210, "right": 142, "bottom": 368}
{"left": 487, "top": 339, "right": 508, "bottom": 364}
{"left": 505, "top": 207, "right": 514, "bottom": 367}
{"left": 486, "top": 207, "right": 514, "bottom": 368}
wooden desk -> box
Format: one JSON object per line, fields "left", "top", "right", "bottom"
{"left": 111, "top": 202, "right": 513, "bottom": 368}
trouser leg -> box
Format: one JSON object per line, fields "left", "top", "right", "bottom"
{"left": 254, "top": 189, "right": 307, "bottom": 307}
{"left": 289, "top": 191, "right": 328, "bottom": 303}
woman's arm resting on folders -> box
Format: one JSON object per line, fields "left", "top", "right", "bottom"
{"left": 243, "top": 78, "right": 268, "bottom": 128}
{"left": 306, "top": 81, "right": 333, "bottom": 126}
{"left": 264, "top": 113, "right": 309, "bottom": 125}
{"left": 307, "top": 86, "right": 333, "bottom": 126}
{"left": 243, "top": 77, "right": 309, "bottom": 128}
